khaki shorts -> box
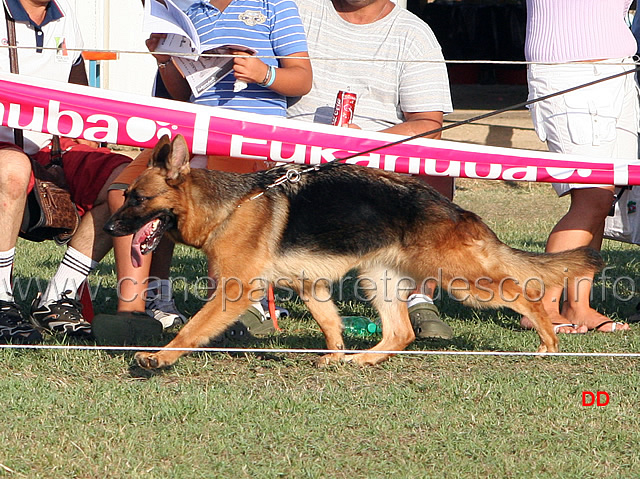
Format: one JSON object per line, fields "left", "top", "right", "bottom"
{"left": 527, "top": 58, "right": 639, "bottom": 196}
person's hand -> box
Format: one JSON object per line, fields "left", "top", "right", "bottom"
{"left": 232, "top": 51, "right": 268, "bottom": 84}
{"left": 74, "top": 139, "right": 100, "bottom": 148}
{"left": 145, "top": 33, "right": 171, "bottom": 65}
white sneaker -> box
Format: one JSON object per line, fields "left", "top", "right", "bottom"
{"left": 145, "top": 297, "right": 187, "bottom": 329}
{"left": 259, "top": 298, "right": 289, "bottom": 319}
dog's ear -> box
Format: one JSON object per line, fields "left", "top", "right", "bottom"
{"left": 149, "top": 135, "right": 172, "bottom": 169}
{"left": 166, "top": 135, "right": 191, "bottom": 182}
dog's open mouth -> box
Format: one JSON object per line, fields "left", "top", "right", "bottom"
{"left": 131, "top": 217, "right": 169, "bottom": 268}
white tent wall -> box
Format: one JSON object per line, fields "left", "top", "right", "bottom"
{"left": 72, "top": 0, "right": 156, "bottom": 96}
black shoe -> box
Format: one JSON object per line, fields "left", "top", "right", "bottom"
{"left": 0, "top": 300, "right": 42, "bottom": 344}
{"left": 30, "top": 291, "right": 91, "bottom": 337}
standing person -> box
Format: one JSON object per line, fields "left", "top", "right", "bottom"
{"left": 0, "top": 0, "right": 132, "bottom": 342}
{"left": 521, "top": 0, "right": 637, "bottom": 334}
{"left": 287, "top": 0, "right": 455, "bottom": 340}
{"left": 108, "top": 0, "right": 311, "bottom": 333}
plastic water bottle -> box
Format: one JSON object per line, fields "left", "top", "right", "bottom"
{"left": 341, "top": 316, "right": 382, "bottom": 337}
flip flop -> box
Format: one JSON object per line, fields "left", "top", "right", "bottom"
{"left": 627, "top": 303, "right": 640, "bottom": 324}
{"left": 593, "top": 320, "right": 627, "bottom": 333}
{"left": 552, "top": 323, "right": 582, "bottom": 334}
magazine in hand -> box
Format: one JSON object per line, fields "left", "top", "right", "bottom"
{"left": 143, "top": 0, "right": 202, "bottom": 58}
{"left": 173, "top": 45, "right": 257, "bottom": 97}
{"left": 143, "top": 0, "right": 256, "bottom": 96}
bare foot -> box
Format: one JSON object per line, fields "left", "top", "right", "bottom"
{"left": 561, "top": 307, "right": 631, "bottom": 333}
{"left": 592, "top": 320, "right": 630, "bottom": 332}
{"left": 520, "top": 316, "right": 587, "bottom": 334}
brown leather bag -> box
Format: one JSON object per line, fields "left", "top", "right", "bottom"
{"left": 20, "top": 142, "right": 80, "bottom": 245}
{"left": 5, "top": 8, "right": 80, "bottom": 244}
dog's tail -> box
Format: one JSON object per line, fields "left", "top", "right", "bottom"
{"left": 509, "top": 246, "right": 604, "bottom": 295}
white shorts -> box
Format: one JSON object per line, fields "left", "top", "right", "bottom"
{"left": 527, "top": 58, "right": 639, "bottom": 196}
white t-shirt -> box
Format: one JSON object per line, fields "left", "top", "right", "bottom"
{"left": 0, "top": 0, "right": 83, "bottom": 154}
{"left": 287, "top": 0, "right": 452, "bottom": 131}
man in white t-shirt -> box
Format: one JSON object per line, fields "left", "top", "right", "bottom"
{"left": 288, "top": 0, "right": 455, "bottom": 339}
{"left": 0, "top": 0, "right": 132, "bottom": 343}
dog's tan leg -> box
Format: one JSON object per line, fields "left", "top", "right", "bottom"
{"left": 346, "top": 269, "right": 415, "bottom": 366}
{"left": 134, "top": 276, "right": 256, "bottom": 369}
{"left": 298, "top": 281, "right": 346, "bottom": 366}
{"left": 509, "top": 297, "right": 559, "bottom": 353}
{"left": 450, "top": 273, "right": 560, "bottom": 353}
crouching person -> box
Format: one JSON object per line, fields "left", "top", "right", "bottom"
{"left": 0, "top": 0, "right": 132, "bottom": 342}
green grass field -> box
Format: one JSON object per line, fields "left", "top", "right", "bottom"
{"left": 2, "top": 179, "right": 639, "bottom": 478}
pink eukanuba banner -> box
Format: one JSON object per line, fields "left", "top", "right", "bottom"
{"left": 2, "top": 72, "right": 639, "bottom": 185}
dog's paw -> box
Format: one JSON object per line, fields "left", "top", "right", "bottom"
{"left": 346, "top": 352, "right": 392, "bottom": 366}
{"left": 315, "top": 352, "right": 345, "bottom": 367}
{"left": 135, "top": 351, "right": 168, "bottom": 369}
{"left": 536, "top": 343, "right": 558, "bottom": 354}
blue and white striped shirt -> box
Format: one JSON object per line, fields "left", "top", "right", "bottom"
{"left": 185, "top": 0, "right": 308, "bottom": 116}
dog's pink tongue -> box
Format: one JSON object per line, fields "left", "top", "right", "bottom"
{"left": 131, "top": 229, "right": 146, "bottom": 268}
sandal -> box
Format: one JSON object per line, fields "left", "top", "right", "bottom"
{"left": 593, "top": 320, "right": 628, "bottom": 333}
{"left": 408, "top": 302, "right": 453, "bottom": 340}
{"left": 627, "top": 303, "right": 640, "bottom": 324}
{"left": 552, "top": 323, "right": 582, "bottom": 334}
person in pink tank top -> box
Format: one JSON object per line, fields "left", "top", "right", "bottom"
{"left": 522, "top": 0, "right": 637, "bottom": 334}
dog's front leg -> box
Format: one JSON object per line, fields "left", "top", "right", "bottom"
{"left": 298, "top": 282, "right": 346, "bottom": 366}
{"left": 135, "top": 283, "right": 254, "bottom": 369}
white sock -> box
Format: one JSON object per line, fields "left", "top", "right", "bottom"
{"left": 0, "top": 248, "right": 15, "bottom": 302}
{"left": 40, "top": 247, "right": 98, "bottom": 304}
{"left": 407, "top": 294, "right": 434, "bottom": 308}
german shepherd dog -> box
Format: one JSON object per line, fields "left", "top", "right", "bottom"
{"left": 105, "top": 135, "right": 603, "bottom": 369}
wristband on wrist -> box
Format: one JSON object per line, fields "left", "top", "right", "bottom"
{"left": 259, "top": 65, "right": 277, "bottom": 88}
{"left": 264, "top": 65, "right": 277, "bottom": 87}
{"left": 157, "top": 59, "right": 171, "bottom": 69}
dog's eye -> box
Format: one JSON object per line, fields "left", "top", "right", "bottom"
{"left": 127, "top": 193, "right": 148, "bottom": 207}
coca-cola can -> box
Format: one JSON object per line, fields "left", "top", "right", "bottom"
{"left": 332, "top": 90, "right": 357, "bottom": 126}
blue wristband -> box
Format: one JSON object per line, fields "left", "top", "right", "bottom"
{"left": 264, "top": 65, "right": 276, "bottom": 88}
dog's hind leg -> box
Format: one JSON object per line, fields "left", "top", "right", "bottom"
{"left": 506, "top": 295, "right": 559, "bottom": 353}
{"left": 346, "top": 268, "right": 416, "bottom": 366}
{"left": 451, "top": 270, "right": 560, "bottom": 353}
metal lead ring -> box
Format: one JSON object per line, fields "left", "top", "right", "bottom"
{"left": 286, "top": 169, "right": 301, "bottom": 183}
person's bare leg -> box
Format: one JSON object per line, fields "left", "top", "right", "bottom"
{"left": 108, "top": 187, "right": 151, "bottom": 312}
{"left": 0, "top": 149, "right": 31, "bottom": 301}
{"left": 0, "top": 149, "right": 30, "bottom": 252}
{"left": 522, "top": 187, "right": 629, "bottom": 333}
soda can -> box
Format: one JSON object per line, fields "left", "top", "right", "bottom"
{"left": 331, "top": 90, "right": 357, "bottom": 126}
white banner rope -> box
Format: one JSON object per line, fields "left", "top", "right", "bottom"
{"left": 0, "top": 343, "right": 638, "bottom": 358}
